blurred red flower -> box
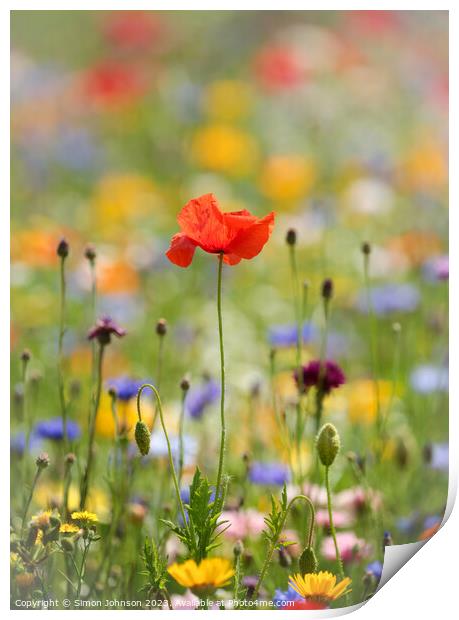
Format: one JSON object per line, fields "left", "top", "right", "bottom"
{"left": 83, "top": 61, "right": 146, "bottom": 106}
{"left": 166, "top": 193, "right": 275, "bottom": 267}
{"left": 254, "top": 46, "right": 304, "bottom": 91}
{"left": 289, "top": 600, "right": 328, "bottom": 610}
{"left": 104, "top": 11, "right": 162, "bottom": 50}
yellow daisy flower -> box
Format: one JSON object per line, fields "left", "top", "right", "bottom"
{"left": 167, "top": 558, "right": 234, "bottom": 592}
{"left": 60, "top": 523, "right": 80, "bottom": 534}
{"left": 71, "top": 511, "right": 98, "bottom": 525}
{"left": 288, "top": 571, "right": 351, "bottom": 603}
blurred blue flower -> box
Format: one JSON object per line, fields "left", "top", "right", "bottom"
{"left": 10, "top": 432, "right": 42, "bottom": 456}
{"left": 249, "top": 462, "right": 290, "bottom": 486}
{"left": 54, "top": 127, "right": 103, "bottom": 172}
{"left": 424, "top": 515, "right": 441, "bottom": 530}
{"left": 410, "top": 364, "right": 448, "bottom": 393}
{"left": 428, "top": 443, "right": 448, "bottom": 472}
{"left": 268, "top": 322, "right": 316, "bottom": 348}
{"left": 34, "top": 418, "right": 81, "bottom": 441}
{"left": 106, "top": 376, "right": 152, "bottom": 401}
{"left": 185, "top": 378, "right": 220, "bottom": 419}
{"left": 273, "top": 585, "right": 302, "bottom": 607}
{"left": 147, "top": 432, "right": 198, "bottom": 469}
{"left": 356, "top": 283, "right": 420, "bottom": 315}
{"left": 366, "top": 560, "right": 383, "bottom": 581}
{"left": 422, "top": 255, "right": 449, "bottom": 282}
{"left": 396, "top": 512, "right": 419, "bottom": 535}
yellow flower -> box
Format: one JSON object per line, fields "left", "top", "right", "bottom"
{"left": 95, "top": 393, "right": 154, "bottom": 439}
{"left": 190, "top": 124, "right": 258, "bottom": 175}
{"left": 60, "top": 523, "right": 80, "bottom": 534}
{"left": 259, "top": 155, "right": 316, "bottom": 205}
{"left": 71, "top": 511, "right": 98, "bottom": 525}
{"left": 30, "top": 510, "right": 53, "bottom": 529}
{"left": 403, "top": 139, "right": 447, "bottom": 192}
{"left": 347, "top": 380, "right": 395, "bottom": 425}
{"left": 92, "top": 173, "right": 160, "bottom": 236}
{"left": 289, "top": 571, "right": 351, "bottom": 602}
{"left": 34, "top": 483, "right": 109, "bottom": 520}
{"left": 167, "top": 558, "right": 234, "bottom": 591}
{"left": 204, "top": 80, "right": 253, "bottom": 122}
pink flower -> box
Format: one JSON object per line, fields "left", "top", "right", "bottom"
{"left": 335, "top": 486, "right": 382, "bottom": 513}
{"left": 315, "top": 509, "right": 354, "bottom": 529}
{"left": 279, "top": 529, "right": 300, "bottom": 557}
{"left": 170, "top": 590, "right": 199, "bottom": 611}
{"left": 321, "top": 531, "right": 371, "bottom": 563}
{"left": 219, "top": 509, "right": 265, "bottom": 540}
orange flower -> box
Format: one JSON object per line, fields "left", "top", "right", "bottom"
{"left": 166, "top": 193, "right": 275, "bottom": 267}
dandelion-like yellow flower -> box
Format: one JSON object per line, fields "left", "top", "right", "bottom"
{"left": 71, "top": 511, "right": 98, "bottom": 525}
{"left": 60, "top": 523, "right": 80, "bottom": 534}
{"left": 30, "top": 510, "right": 52, "bottom": 529}
{"left": 288, "top": 571, "right": 351, "bottom": 603}
{"left": 167, "top": 558, "right": 234, "bottom": 591}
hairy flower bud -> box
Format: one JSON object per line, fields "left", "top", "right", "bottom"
{"left": 299, "top": 546, "right": 318, "bottom": 575}
{"left": 285, "top": 228, "right": 297, "bottom": 246}
{"left": 234, "top": 540, "right": 244, "bottom": 558}
{"left": 21, "top": 349, "right": 31, "bottom": 363}
{"left": 135, "top": 421, "right": 151, "bottom": 456}
{"left": 84, "top": 244, "right": 96, "bottom": 262}
{"left": 156, "top": 318, "right": 167, "bottom": 336}
{"left": 316, "top": 423, "right": 340, "bottom": 467}
{"left": 36, "top": 452, "right": 50, "bottom": 469}
{"left": 57, "top": 238, "right": 69, "bottom": 258}
{"left": 321, "top": 278, "right": 333, "bottom": 301}
{"left": 361, "top": 241, "right": 371, "bottom": 255}
{"left": 180, "top": 376, "right": 190, "bottom": 392}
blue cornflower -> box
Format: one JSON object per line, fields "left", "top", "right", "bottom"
{"left": 424, "top": 515, "right": 442, "bottom": 530}
{"left": 422, "top": 255, "right": 449, "bottom": 282}
{"left": 427, "top": 443, "right": 448, "bottom": 472}
{"left": 106, "top": 376, "right": 152, "bottom": 401}
{"left": 356, "top": 283, "right": 420, "bottom": 315}
{"left": 34, "top": 418, "right": 81, "bottom": 441}
{"left": 185, "top": 378, "right": 220, "bottom": 419}
{"left": 268, "top": 323, "right": 316, "bottom": 348}
{"left": 410, "top": 365, "right": 448, "bottom": 394}
{"left": 366, "top": 560, "right": 383, "bottom": 581}
{"left": 10, "top": 432, "right": 42, "bottom": 456}
{"left": 146, "top": 432, "right": 198, "bottom": 469}
{"left": 249, "top": 462, "right": 290, "bottom": 486}
{"left": 273, "top": 585, "right": 302, "bottom": 607}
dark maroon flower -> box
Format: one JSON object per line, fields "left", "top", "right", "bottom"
{"left": 88, "top": 316, "right": 126, "bottom": 346}
{"left": 294, "top": 360, "right": 345, "bottom": 395}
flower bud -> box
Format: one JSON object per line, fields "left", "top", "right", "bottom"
{"left": 84, "top": 244, "right": 96, "bottom": 262}
{"left": 316, "top": 423, "right": 340, "bottom": 467}
{"left": 383, "top": 531, "right": 393, "bottom": 548}
{"left": 321, "top": 278, "right": 333, "bottom": 301}
{"left": 361, "top": 241, "right": 371, "bottom": 255}
{"left": 65, "top": 452, "right": 76, "bottom": 465}
{"left": 57, "top": 238, "right": 69, "bottom": 258}
{"left": 21, "top": 349, "right": 31, "bottom": 363}
{"left": 180, "top": 376, "right": 190, "bottom": 392}
{"left": 299, "top": 546, "right": 318, "bottom": 575}
{"left": 156, "top": 318, "right": 167, "bottom": 336}
{"left": 36, "top": 452, "right": 50, "bottom": 469}
{"left": 286, "top": 228, "right": 297, "bottom": 246}
{"left": 233, "top": 540, "right": 244, "bottom": 558}
{"left": 134, "top": 421, "right": 151, "bottom": 456}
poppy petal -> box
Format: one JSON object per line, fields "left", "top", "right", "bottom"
{"left": 223, "top": 253, "right": 242, "bottom": 265}
{"left": 177, "top": 193, "right": 229, "bottom": 251}
{"left": 166, "top": 233, "right": 197, "bottom": 267}
{"left": 225, "top": 212, "right": 275, "bottom": 259}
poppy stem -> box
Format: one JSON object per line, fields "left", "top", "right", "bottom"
{"left": 80, "top": 342, "right": 105, "bottom": 509}
{"left": 324, "top": 465, "right": 347, "bottom": 595}
{"left": 58, "top": 254, "right": 69, "bottom": 450}
{"left": 213, "top": 253, "right": 226, "bottom": 511}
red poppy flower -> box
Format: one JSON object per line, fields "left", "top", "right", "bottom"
{"left": 83, "top": 61, "right": 146, "bottom": 106}
{"left": 104, "top": 11, "right": 162, "bottom": 50}
{"left": 166, "top": 193, "right": 275, "bottom": 267}
{"left": 254, "top": 46, "right": 304, "bottom": 91}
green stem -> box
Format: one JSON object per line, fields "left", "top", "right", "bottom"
{"left": 58, "top": 256, "right": 69, "bottom": 450}
{"left": 136, "top": 384, "right": 190, "bottom": 541}
{"left": 178, "top": 389, "right": 186, "bottom": 488}
{"left": 21, "top": 468, "right": 42, "bottom": 534}
{"left": 63, "top": 461, "right": 72, "bottom": 521}
{"left": 233, "top": 553, "right": 242, "bottom": 609}
{"left": 80, "top": 343, "right": 105, "bottom": 509}
{"left": 252, "top": 494, "right": 315, "bottom": 601}
{"left": 75, "top": 540, "right": 90, "bottom": 603}
{"left": 89, "top": 260, "right": 97, "bottom": 386}
{"left": 363, "top": 253, "right": 382, "bottom": 437}
{"left": 151, "top": 331, "right": 165, "bottom": 432}
{"left": 213, "top": 254, "right": 226, "bottom": 511}
{"left": 325, "top": 466, "right": 345, "bottom": 584}
{"left": 21, "top": 356, "right": 30, "bottom": 486}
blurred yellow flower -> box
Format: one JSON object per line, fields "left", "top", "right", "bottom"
{"left": 204, "top": 79, "right": 253, "bottom": 122}
{"left": 190, "top": 124, "right": 258, "bottom": 175}
{"left": 259, "top": 155, "right": 316, "bottom": 205}
{"left": 386, "top": 231, "right": 443, "bottom": 267}
{"left": 34, "top": 483, "right": 110, "bottom": 520}
{"left": 95, "top": 392, "right": 154, "bottom": 439}
{"left": 403, "top": 140, "right": 447, "bottom": 192}
{"left": 347, "top": 380, "right": 394, "bottom": 424}
{"left": 92, "top": 173, "right": 159, "bottom": 234}
{"left": 60, "top": 523, "right": 79, "bottom": 534}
